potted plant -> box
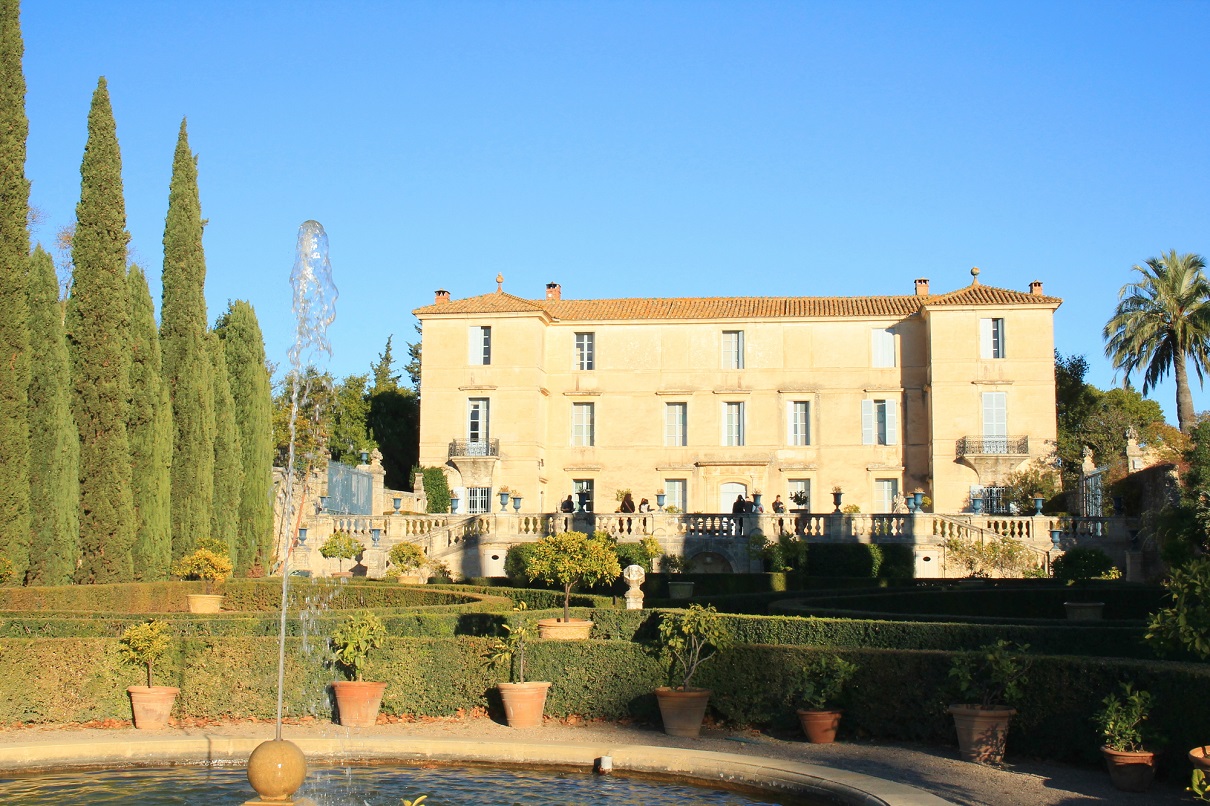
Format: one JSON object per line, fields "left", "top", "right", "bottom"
{"left": 487, "top": 603, "right": 550, "bottom": 728}
{"left": 831, "top": 486, "right": 843, "bottom": 512}
{"left": 1094, "top": 682, "right": 1157, "bottom": 792}
{"left": 330, "top": 610, "right": 388, "bottom": 727}
{"left": 656, "top": 488, "right": 666, "bottom": 510}
{"left": 663, "top": 553, "right": 694, "bottom": 599}
{"left": 319, "top": 531, "right": 362, "bottom": 578}
{"left": 498, "top": 485, "right": 511, "bottom": 512}
{"left": 789, "top": 489, "right": 810, "bottom": 512}
{"left": 119, "top": 620, "right": 178, "bottom": 730}
{"left": 654, "top": 604, "right": 732, "bottom": 737}
{"left": 794, "top": 654, "right": 860, "bottom": 743}
{"left": 752, "top": 489, "right": 762, "bottom": 508}
{"left": 912, "top": 488, "right": 926, "bottom": 511}
{"left": 171, "top": 538, "right": 234, "bottom": 613}
{"left": 511, "top": 492, "right": 523, "bottom": 512}
{"left": 525, "top": 530, "right": 621, "bottom": 639}
{"left": 386, "top": 540, "right": 427, "bottom": 584}
{"left": 947, "top": 640, "right": 1031, "bottom": 764}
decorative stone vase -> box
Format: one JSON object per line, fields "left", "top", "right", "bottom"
{"left": 536, "top": 618, "right": 593, "bottom": 640}
{"left": 498, "top": 492, "right": 510, "bottom": 512}
{"left": 948, "top": 704, "right": 1015, "bottom": 764}
{"left": 831, "top": 491, "right": 843, "bottom": 511}
{"left": 656, "top": 493, "right": 666, "bottom": 509}
{"left": 512, "top": 496, "right": 522, "bottom": 512}
{"left": 392, "top": 496, "right": 402, "bottom": 513}
{"left": 498, "top": 681, "right": 551, "bottom": 728}
{"left": 331, "top": 680, "right": 388, "bottom": 727}
{"left": 186, "top": 594, "right": 223, "bottom": 614}
{"left": 913, "top": 491, "right": 925, "bottom": 509}
{"left": 971, "top": 497, "right": 984, "bottom": 515}
{"left": 1101, "top": 747, "right": 1156, "bottom": 792}
{"left": 797, "top": 709, "right": 843, "bottom": 743}
{"left": 1064, "top": 601, "right": 1105, "bottom": 621}
{"left": 450, "top": 496, "right": 459, "bottom": 514}
{"left": 667, "top": 580, "right": 695, "bottom": 600}
{"left": 655, "top": 686, "right": 712, "bottom": 737}
{"left": 127, "top": 685, "right": 179, "bottom": 730}
{"left": 752, "top": 493, "right": 762, "bottom": 508}
{"left": 1033, "top": 496, "right": 1045, "bottom": 515}
{"left": 577, "top": 491, "right": 590, "bottom": 512}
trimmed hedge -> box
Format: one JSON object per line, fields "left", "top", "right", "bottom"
{"left": 806, "top": 544, "right": 915, "bottom": 579}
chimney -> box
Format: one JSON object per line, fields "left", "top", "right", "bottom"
{"left": 434, "top": 289, "right": 450, "bottom": 305}
{"left": 1029, "top": 280, "right": 1043, "bottom": 296}
{"left": 914, "top": 278, "right": 930, "bottom": 297}
{"left": 545, "top": 282, "right": 562, "bottom": 301}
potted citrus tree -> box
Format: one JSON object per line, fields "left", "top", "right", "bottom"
{"left": 947, "top": 640, "right": 1031, "bottom": 764}
{"left": 487, "top": 603, "right": 550, "bottom": 728}
{"left": 525, "top": 530, "right": 620, "bottom": 639}
{"left": 655, "top": 604, "right": 732, "bottom": 737}
{"left": 320, "top": 531, "right": 362, "bottom": 578}
{"left": 793, "top": 654, "right": 859, "bottom": 743}
{"left": 385, "top": 541, "right": 427, "bottom": 584}
{"left": 330, "top": 610, "right": 388, "bottom": 727}
{"left": 1094, "top": 682, "right": 1157, "bottom": 792}
{"left": 119, "top": 620, "right": 178, "bottom": 730}
{"left": 171, "top": 538, "right": 234, "bottom": 613}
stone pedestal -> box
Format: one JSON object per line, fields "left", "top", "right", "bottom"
{"left": 622, "top": 564, "right": 645, "bottom": 610}
{"left": 1126, "top": 550, "right": 1144, "bottom": 582}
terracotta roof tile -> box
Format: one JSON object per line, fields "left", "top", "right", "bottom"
{"left": 413, "top": 283, "right": 1061, "bottom": 320}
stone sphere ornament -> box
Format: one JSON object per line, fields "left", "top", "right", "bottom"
{"left": 246, "top": 738, "right": 306, "bottom": 803}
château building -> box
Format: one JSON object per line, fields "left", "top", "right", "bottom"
{"left": 412, "top": 268, "right": 1061, "bottom": 517}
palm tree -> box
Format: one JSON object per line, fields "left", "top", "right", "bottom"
{"left": 1103, "top": 250, "right": 1210, "bottom": 433}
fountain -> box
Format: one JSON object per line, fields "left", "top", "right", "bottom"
{"left": 245, "top": 221, "right": 338, "bottom": 805}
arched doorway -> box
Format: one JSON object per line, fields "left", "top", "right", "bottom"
{"left": 719, "top": 482, "right": 747, "bottom": 513}
{"left": 688, "top": 551, "right": 733, "bottom": 573}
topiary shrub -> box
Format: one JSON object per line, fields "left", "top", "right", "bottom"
{"left": 1052, "top": 547, "right": 1116, "bottom": 583}
{"left": 319, "top": 532, "right": 363, "bottom": 574}
{"left": 419, "top": 466, "right": 450, "bottom": 514}
{"left": 524, "top": 531, "right": 621, "bottom": 622}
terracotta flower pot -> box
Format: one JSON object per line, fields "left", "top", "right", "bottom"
{"left": 1190, "top": 746, "right": 1210, "bottom": 772}
{"left": 186, "top": 594, "right": 223, "bottom": 614}
{"left": 127, "top": 686, "right": 179, "bottom": 730}
{"left": 655, "top": 686, "right": 711, "bottom": 738}
{"left": 797, "top": 708, "right": 843, "bottom": 743}
{"left": 948, "top": 704, "right": 1016, "bottom": 764}
{"left": 498, "top": 681, "right": 551, "bottom": 728}
{"left": 536, "top": 618, "right": 593, "bottom": 640}
{"left": 1102, "top": 746, "right": 1156, "bottom": 792}
{"left": 331, "top": 680, "right": 387, "bottom": 727}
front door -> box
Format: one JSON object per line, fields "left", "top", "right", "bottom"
{"left": 719, "top": 482, "right": 748, "bottom": 513}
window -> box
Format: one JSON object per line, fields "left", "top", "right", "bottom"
{"left": 861, "top": 398, "right": 898, "bottom": 445}
{"left": 575, "top": 332, "right": 595, "bottom": 371}
{"left": 468, "top": 326, "right": 491, "bottom": 365}
{"left": 665, "top": 402, "right": 687, "bottom": 446}
{"left": 572, "top": 402, "right": 595, "bottom": 446}
{"left": 788, "top": 479, "right": 810, "bottom": 511}
{"left": 664, "top": 479, "right": 686, "bottom": 512}
{"left": 982, "top": 392, "right": 1007, "bottom": 453}
{"left": 980, "top": 318, "right": 1005, "bottom": 359}
{"left": 466, "top": 487, "right": 491, "bottom": 514}
{"left": 788, "top": 401, "right": 810, "bottom": 446}
{"left": 723, "top": 401, "right": 745, "bottom": 446}
{"left": 467, "top": 398, "right": 489, "bottom": 451}
{"left": 871, "top": 328, "right": 896, "bottom": 368}
{"left": 722, "top": 330, "right": 744, "bottom": 369}
{"left": 874, "top": 479, "right": 899, "bottom": 512}
{"left": 574, "top": 479, "right": 595, "bottom": 512}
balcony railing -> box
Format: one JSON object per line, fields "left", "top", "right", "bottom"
{"left": 955, "top": 435, "right": 1028, "bottom": 458}
{"left": 448, "top": 438, "right": 500, "bottom": 459}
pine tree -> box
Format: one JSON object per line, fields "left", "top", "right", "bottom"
{"left": 26, "top": 247, "right": 78, "bottom": 585}
{"left": 209, "top": 332, "right": 243, "bottom": 561}
{"left": 127, "top": 264, "right": 172, "bottom": 580}
{"left": 369, "top": 335, "right": 420, "bottom": 491}
{"left": 160, "top": 118, "right": 214, "bottom": 558}
{"left": 65, "top": 77, "right": 135, "bottom": 583}
{"left": 0, "top": 0, "right": 31, "bottom": 579}
{"left": 215, "top": 301, "right": 274, "bottom": 573}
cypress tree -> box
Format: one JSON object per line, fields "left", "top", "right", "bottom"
{"left": 65, "top": 77, "right": 135, "bottom": 583}
{"left": 0, "top": 0, "right": 31, "bottom": 578}
{"left": 160, "top": 118, "right": 214, "bottom": 558}
{"left": 215, "top": 300, "right": 274, "bottom": 573}
{"left": 128, "top": 265, "right": 172, "bottom": 580}
{"left": 209, "top": 332, "right": 242, "bottom": 561}
{"left": 26, "top": 247, "right": 78, "bottom": 586}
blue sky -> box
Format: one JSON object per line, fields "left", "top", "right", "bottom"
{"left": 20, "top": 1, "right": 1210, "bottom": 422}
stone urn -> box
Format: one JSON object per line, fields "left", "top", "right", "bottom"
{"left": 536, "top": 618, "right": 593, "bottom": 640}
{"left": 186, "top": 594, "right": 223, "bottom": 614}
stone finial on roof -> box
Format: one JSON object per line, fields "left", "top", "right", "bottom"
{"left": 970, "top": 267, "right": 981, "bottom": 285}
{"left": 496, "top": 273, "right": 504, "bottom": 293}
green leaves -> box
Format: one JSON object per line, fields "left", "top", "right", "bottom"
{"left": 947, "top": 640, "right": 1031, "bottom": 708}
{"left": 795, "top": 654, "right": 859, "bottom": 711}
{"left": 119, "top": 619, "right": 172, "bottom": 687}
{"left": 658, "top": 604, "right": 732, "bottom": 690}
{"left": 526, "top": 531, "right": 621, "bottom": 621}
{"left": 1146, "top": 556, "right": 1210, "bottom": 659}
{"left": 331, "top": 610, "right": 386, "bottom": 682}
{"left": 1092, "top": 682, "right": 1152, "bottom": 753}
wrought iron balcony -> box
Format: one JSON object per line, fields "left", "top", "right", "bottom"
{"left": 955, "top": 436, "right": 1029, "bottom": 458}
{"left": 448, "top": 438, "right": 500, "bottom": 459}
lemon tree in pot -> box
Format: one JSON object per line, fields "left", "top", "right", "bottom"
{"left": 655, "top": 604, "right": 732, "bottom": 737}
{"left": 793, "top": 654, "right": 859, "bottom": 744}
{"left": 320, "top": 531, "right": 362, "bottom": 578}
{"left": 947, "top": 640, "right": 1031, "bottom": 764}
{"left": 525, "top": 530, "right": 620, "bottom": 639}
{"left": 120, "top": 620, "right": 178, "bottom": 729}
{"left": 385, "top": 540, "right": 427, "bottom": 584}
{"left": 487, "top": 603, "right": 550, "bottom": 728}
{"left": 171, "top": 537, "right": 233, "bottom": 613}
{"left": 330, "top": 610, "right": 387, "bottom": 727}
{"left": 1094, "top": 682, "right": 1157, "bottom": 792}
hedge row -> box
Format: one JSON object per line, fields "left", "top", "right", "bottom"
{"left": 4, "top": 636, "right": 1207, "bottom": 772}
